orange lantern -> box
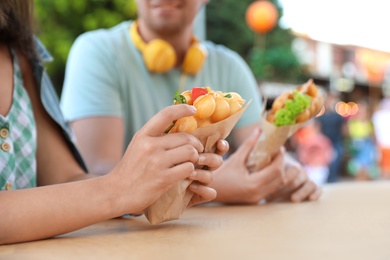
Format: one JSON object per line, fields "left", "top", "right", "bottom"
{"left": 246, "top": 0, "right": 278, "bottom": 34}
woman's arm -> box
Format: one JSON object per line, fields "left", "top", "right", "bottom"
{"left": 0, "top": 102, "right": 222, "bottom": 245}
{"left": 0, "top": 53, "right": 223, "bottom": 244}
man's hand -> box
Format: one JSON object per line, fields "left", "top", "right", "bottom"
{"left": 209, "top": 127, "right": 322, "bottom": 204}
{"left": 265, "top": 154, "right": 322, "bottom": 203}
{"left": 209, "top": 128, "right": 287, "bottom": 204}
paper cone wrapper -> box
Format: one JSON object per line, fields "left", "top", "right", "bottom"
{"left": 246, "top": 98, "right": 324, "bottom": 173}
{"left": 246, "top": 116, "right": 305, "bottom": 172}
{"left": 144, "top": 102, "right": 251, "bottom": 224}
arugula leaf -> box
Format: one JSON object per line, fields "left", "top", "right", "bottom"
{"left": 173, "top": 90, "right": 187, "bottom": 104}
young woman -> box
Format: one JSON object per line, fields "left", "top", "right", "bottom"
{"left": 0, "top": 0, "right": 227, "bottom": 245}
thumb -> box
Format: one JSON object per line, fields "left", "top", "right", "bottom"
{"left": 234, "top": 127, "right": 261, "bottom": 162}
{"left": 140, "top": 104, "right": 196, "bottom": 136}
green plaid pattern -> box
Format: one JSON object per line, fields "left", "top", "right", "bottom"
{"left": 0, "top": 49, "right": 37, "bottom": 190}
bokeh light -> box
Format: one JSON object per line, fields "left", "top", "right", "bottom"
{"left": 335, "top": 101, "right": 359, "bottom": 117}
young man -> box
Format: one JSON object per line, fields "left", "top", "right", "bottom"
{"left": 0, "top": 0, "right": 226, "bottom": 245}
{"left": 61, "top": 0, "right": 321, "bottom": 204}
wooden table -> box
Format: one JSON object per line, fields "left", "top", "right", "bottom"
{"left": 2, "top": 181, "right": 390, "bottom": 259}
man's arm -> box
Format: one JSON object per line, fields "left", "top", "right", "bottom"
{"left": 60, "top": 32, "right": 126, "bottom": 175}
{"left": 70, "top": 117, "right": 124, "bottom": 176}
{"left": 230, "top": 123, "right": 258, "bottom": 150}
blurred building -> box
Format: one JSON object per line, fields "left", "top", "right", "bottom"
{"left": 260, "top": 33, "right": 390, "bottom": 110}
{"left": 292, "top": 33, "right": 390, "bottom": 106}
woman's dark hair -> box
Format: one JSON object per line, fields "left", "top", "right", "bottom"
{"left": 0, "top": 0, "right": 36, "bottom": 58}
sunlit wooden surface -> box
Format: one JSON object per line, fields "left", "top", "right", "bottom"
{"left": 2, "top": 181, "right": 390, "bottom": 260}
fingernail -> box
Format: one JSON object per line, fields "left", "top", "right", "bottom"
{"left": 189, "top": 105, "right": 197, "bottom": 113}
{"left": 222, "top": 140, "right": 229, "bottom": 149}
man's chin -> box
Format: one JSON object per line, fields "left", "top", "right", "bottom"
{"left": 151, "top": 21, "right": 182, "bottom": 36}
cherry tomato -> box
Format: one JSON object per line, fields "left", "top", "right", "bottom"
{"left": 191, "top": 87, "right": 209, "bottom": 103}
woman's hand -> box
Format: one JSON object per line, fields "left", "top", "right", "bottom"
{"left": 187, "top": 139, "right": 229, "bottom": 207}
{"left": 107, "top": 105, "right": 222, "bottom": 214}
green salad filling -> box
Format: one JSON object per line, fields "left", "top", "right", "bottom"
{"left": 274, "top": 91, "right": 311, "bottom": 126}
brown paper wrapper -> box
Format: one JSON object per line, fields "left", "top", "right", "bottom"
{"left": 144, "top": 101, "right": 251, "bottom": 224}
{"left": 246, "top": 116, "right": 306, "bottom": 172}
{"left": 246, "top": 96, "right": 324, "bottom": 173}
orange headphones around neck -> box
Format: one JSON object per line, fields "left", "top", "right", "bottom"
{"left": 130, "top": 20, "right": 207, "bottom": 75}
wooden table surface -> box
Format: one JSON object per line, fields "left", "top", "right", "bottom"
{"left": 1, "top": 181, "right": 390, "bottom": 260}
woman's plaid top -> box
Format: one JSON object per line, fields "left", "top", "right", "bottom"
{"left": 0, "top": 38, "right": 87, "bottom": 190}
{"left": 0, "top": 48, "right": 37, "bottom": 190}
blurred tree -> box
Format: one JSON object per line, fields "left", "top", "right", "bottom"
{"left": 206, "top": 0, "right": 307, "bottom": 83}
{"left": 206, "top": 0, "right": 254, "bottom": 57}
{"left": 34, "top": 0, "right": 137, "bottom": 93}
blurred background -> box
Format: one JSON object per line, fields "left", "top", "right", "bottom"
{"left": 34, "top": 0, "right": 390, "bottom": 184}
